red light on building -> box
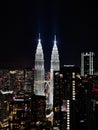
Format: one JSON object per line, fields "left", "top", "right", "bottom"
{"left": 92, "top": 87, "right": 98, "bottom": 93}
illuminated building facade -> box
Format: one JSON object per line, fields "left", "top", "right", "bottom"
{"left": 0, "top": 90, "right": 13, "bottom": 129}
{"left": 24, "top": 68, "right": 34, "bottom": 93}
{"left": 34, "top": 34, "right": 60, "bottom": 99}
{"left": 34, "top": 34, "right": 45, "bottom": 95}
{"left": 83, "top": 75, "right": 98, "bottom": 130}
{"left": 0, "top": 68, "right": 34, "bottom": 95}
{"left": 53, "top": 65, "right": 80, "bottom": 130}
{"left": 0, "top": 69, "right": 10, "bottom": 91}
{"left": 0, "top": 68, "right": 34, "bottom": 129}
{"left": 50, "top": 35, "right": 60, "bottom": 105}
{"left": 10, "top": 70, "right": 24, "bottom": 93}
{"left": 81, "top": 52, "right": 95, "bottom": 76}
{"left": 9, "top": 99, "right": 31, "bottom": 130}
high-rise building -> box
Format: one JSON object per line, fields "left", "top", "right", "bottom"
{"left": 50, "top": 35, "right": 60, "bottom": 105}
{"left": 0, "top": 90, "right": 13, "bottom": 129}
{"left": 24, "top": 68, "right": 34, "bottom": 93}
{"left": 31, "top": 94, "right": 46, "bottom": 126}
{"left": 34, "top": 34, "right": 60, "bottom": 102}
{"left": 0, "top": 68, "right": 34, "bottom": 129}
{"left": 34, "top": 34, "right": 45, "bottom": 96}
{"left": 9, "top": 98, "right": 31, "bottom": 130}
{"left": 0, "top": 68, "right": 34, "bottom": 94}
{"left": 81, "top": 52, "right": 95, "bottom": 76}
{"left": 53, "top": 65, "right": 80, "bottom": 130}
{"left": 76, "top": 74, "right": 98, "bottom": 130}
{"left": 10, "top": 70, "right": 24, "bottom": 93}
{"left": 0, "top": 69, "right": 10, "bottom": 91}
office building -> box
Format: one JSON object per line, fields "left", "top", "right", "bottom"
{"left": 81, "top": 52, "right": 95, "bottom": 76}
{"left": 24, "top": 68, "right": 34, "bottom": 93}
{"left": 0, "top": 90, "right": 13, "bottom": 129}
{"left": 31, "top": 94, "right": 46, "bottom": 127}
{"left": 0, "top": 69, "right": 10, "bottom": 91}
{"left": 53, "top": 65, "right": 80, "bottom": 130}
{"left": 9, "top": 98, "right": 31, "bottom": 130}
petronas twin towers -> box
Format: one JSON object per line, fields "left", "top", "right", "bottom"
{"left": 34, "top": 34, "right": 60, "bottom": 105}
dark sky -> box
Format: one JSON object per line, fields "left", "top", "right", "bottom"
{"left": 0, "top": 0, "right": 98, "bottom": 71}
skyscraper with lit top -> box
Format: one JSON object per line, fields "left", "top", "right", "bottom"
{"left": 50, "top": 35, "right": 60, "bottom": 105}
{"left": 34, "top": 34, "right": 45, "bottom": 95}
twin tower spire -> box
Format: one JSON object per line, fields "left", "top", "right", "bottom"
{"left": 34, "top": 34, "right": 60, "bottom": 104}
{"left": 35, "top": 33, "right": 60, "bottom": 71}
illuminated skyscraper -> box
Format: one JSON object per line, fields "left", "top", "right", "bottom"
{"left": 34, "top": 35, "right": 60, "bottom": 101}
{"left": 50, "top": 35, "right": 60, "bottom": 105}
{"left": 81, "top": 52, "right": 95, "bottom": 76}
{"left": 34, "top": 34, "right": 45, "bottom": 95}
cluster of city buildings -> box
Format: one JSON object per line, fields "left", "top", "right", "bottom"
{"left": 0, "top": 34, "right": 98, "bottom": 130}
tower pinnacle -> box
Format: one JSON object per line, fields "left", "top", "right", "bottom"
{"left": 54, "top": 35, "right": 56, "bottom": 42}
{"left": 50, "top": 36, "right": 60, "bottom": 105}
{"left": 38, "top": 33, "right": 41, "bottom": 42}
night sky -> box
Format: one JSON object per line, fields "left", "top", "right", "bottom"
{"left": 0, "top": 0, "right": 98, "bottom": 71}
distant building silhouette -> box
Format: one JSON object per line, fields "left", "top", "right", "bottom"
{"left": 81, "top": 52, "right": 95, "bottom": 76}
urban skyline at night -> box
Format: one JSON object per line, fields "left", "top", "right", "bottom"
{"left": 0, "top": 0, "right": 98, "bottom": 129}
{"left": 0, "top": 52, "right": 98, "bottom": 129}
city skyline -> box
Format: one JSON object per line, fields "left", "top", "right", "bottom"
{"left": 0, "top": 0, "right": 97, "bottom": 70}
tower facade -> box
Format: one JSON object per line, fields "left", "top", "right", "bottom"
{"left": 81, "top": 52, "right": 95, "bottom": 76}
{"left": 53, "top": 65, "right": 80, "bottom": 130}
{"left": 50, "top": 35, "right": 60, "bottom": 105}
{"left": 34, "top": 35, "right": 45, "bottom": 95}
